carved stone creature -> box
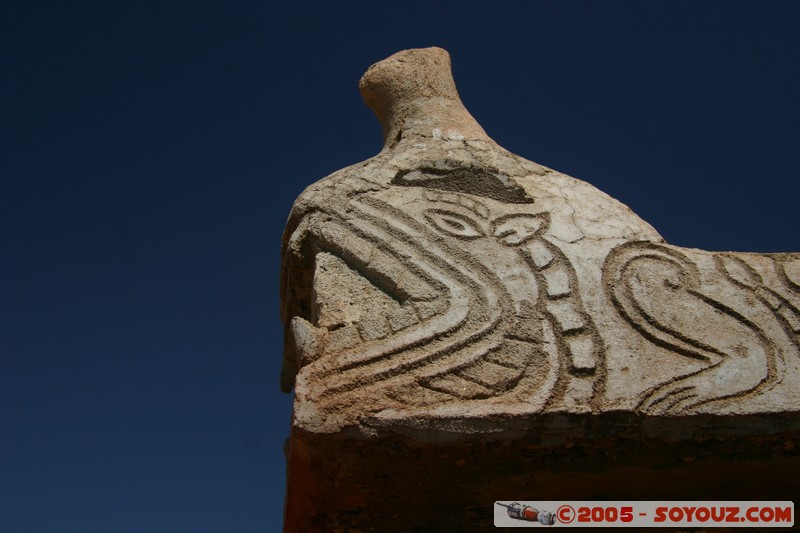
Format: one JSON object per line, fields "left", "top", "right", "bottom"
{"left": 281, "top": 47, "right": 800, "bottom": 435}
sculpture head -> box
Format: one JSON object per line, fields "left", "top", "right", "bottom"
{"left": 279, "top": 47, "right": 681, "bottom": 432}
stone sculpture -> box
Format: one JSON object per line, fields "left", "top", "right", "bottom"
{"left": 281, "top": 47, "right": 800, "bottom": 435}
{"left": 280, "top": 47, "right": 799, "bottom": 531}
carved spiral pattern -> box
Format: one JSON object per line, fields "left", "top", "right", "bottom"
{"left": 604, "top": 242, "right": 776, "bottom": 414}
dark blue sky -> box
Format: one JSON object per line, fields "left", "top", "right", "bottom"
{"left": 3, "top": 2, "right": 799, "bottom": 531}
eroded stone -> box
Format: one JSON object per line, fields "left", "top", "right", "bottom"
{"left": 280, "top": 47, "right": 800, "bottom": 531}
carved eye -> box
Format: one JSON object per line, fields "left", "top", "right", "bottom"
{"left": 424, "top": 209, "right": 484, "bottom": 239}
{"left": 491, "top": 213, "right": 549, "bottom": 246}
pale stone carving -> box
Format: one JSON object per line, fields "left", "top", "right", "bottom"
{"left": 280, "top": 47, "right": 800, "bottom": 437}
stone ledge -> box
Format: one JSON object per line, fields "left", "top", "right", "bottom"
{"left": 284, "top": 424, "right": 799, "bottom": 532}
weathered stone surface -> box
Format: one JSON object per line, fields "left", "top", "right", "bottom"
{"left": 280, "top": 47, "right": 800, "bottom": 530}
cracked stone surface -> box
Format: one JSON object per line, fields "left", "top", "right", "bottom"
{"left": 280, "top": 47, "right": 800, "bottom": 531}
